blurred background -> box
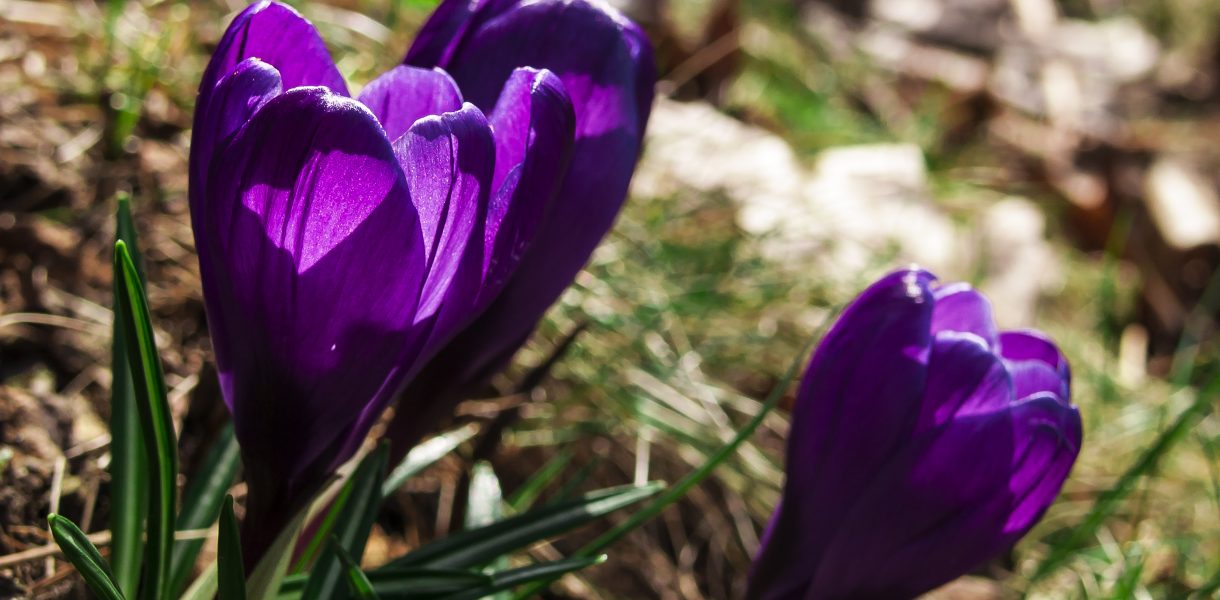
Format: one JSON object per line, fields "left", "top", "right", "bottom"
{"left": 1, "top": 0, "right": 1219, "bottom": 597}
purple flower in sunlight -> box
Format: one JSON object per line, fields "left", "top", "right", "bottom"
{"left": 381, "top": 0, "right": 656, "bottom": 461}
{"left": 187, "top": 0, "right": 621, "bottom": 563}
{"left": 747, "top": 267, "right": 1082, "bottom": 600}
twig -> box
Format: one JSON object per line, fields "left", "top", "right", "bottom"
{"left": 0, "top": 530, "right": 214, "bottom": 569}
{"left": 0, "top": 312, "right": 108, "bottom": 336}
{"left": 45, "top": 456, "right": 66, "bottom": 576}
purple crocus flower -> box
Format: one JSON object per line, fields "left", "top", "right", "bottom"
{"left": 381, "top": 0, "right": 657, "bottom": 460}
{"left": 747, "top": 267, "right": 1082, "bottom": 600}
{"left": 190, "top": 0, "right": 590, "bottom": 562}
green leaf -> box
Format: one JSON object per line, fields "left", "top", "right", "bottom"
{"left": 383, "top": 483, "right": 662, "bottom": 572}
{"left": 1195, "top": 566, "right": 1220, "bottom": 599}
{"left": 180, "top": 562, "right": 218, "bottom": 600}
{"left": 278, "top": 568, "right": 489, "bottom": 599}
{"left": 289, "top": 560, "right": 601, "bottom": 600}
{"left": 1031, "top": 384, "right": 1216, "bottom": 582}
{"left": 436, "top": 556, "right": 606, "bottom": 600}
{"left": 509, "top": 320, "right": 829, "bottom": 600}
{"left": 169, "top": 423, "right": 241, "bottom": 596}
{"left": 218, "top": 495, "right": 247, "bottom": 600}
{"left": 549, "top": 455, "right": 602, "bottom": 504}
{"left": 247, "top": 506, "right": 308, "bottom": 600}
{"left": 301, "top": 444, "right": 389, "bottom": 600}
{"left": 48, "top": 513, "right": 125, "bottom": 600}
{"left": 330, "top": 538, "right": 380, "bottom": 600}
{"left": 113, "top": 240, "right": 178, "bottom": 600}
{"left": 507, "top": 451, "right": 570, "bottom": 511}
{"left": 109, "top": 194, "right": 147, "bottom": 599}
{"left": 382, "top": 424, "right": 478, "bottom": 497}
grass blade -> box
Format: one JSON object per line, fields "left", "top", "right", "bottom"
{"left": 170, "top": 423, "right": 240, "bottom": 596}
{"left": 330, "top": 538, "right": 380, "bottom": 600}
{"left": 1194, "top": 567, "right": 1220, "bottom": 599}
{"left": 301, "top": 444, "right": 389, "bottom": 600}
{"left": 508, "top": 324, "right": 826, "bottom": 600}
{"left": 279, "top": 568, "right": 490, "bottom": 598}
{"left": 109, "top": 194, "right": 147, "bottom": 598}
{"left": 383, "top": 483, "right": 661, "bottom": 571}
{"left": 48, "top": 514, "right": 125, "bottom": 600}
{"left": 1030, "top": 384, "right": 1216, "bottom": 582}
{"left": 181, "top": 562, "right": 218, "bottom": 600}
{"left": 437, "top": 557, "right": 605, "bottom": 600}
{"left": 382, "top": 424, "right": 478, "bottom": 497}
{"left": 247, "top": 506, "right": 307, "bottom": 600}
{"left": 507, "top": 451, "right": 571, "bottom": 511}
{"left": 218, "top": 495, "right": 246, "bottom": 600}
{"left": 113, "top": 240, "right": 177, "bottom": 600}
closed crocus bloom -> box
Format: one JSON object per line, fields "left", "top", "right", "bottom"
{"left": 383, "top": 0, "right": 657, "bottom": 458}
{"left": 190, "top": 1, "right": 574, "bottom": 562}
{"left": 747, "top": 268, "right": 1081, "bottom": 600}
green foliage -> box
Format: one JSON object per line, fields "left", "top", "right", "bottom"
{"left": 218, "top": 496, "right": 247, "bottom": 600}
{"left": 302, "top": 445, "right": 390, "bottom": 600}
{"left": 48, "top": 514, "right": 125, "bottom": 600}
{"left": 169, "top": 425, "right": 241, "bottom": 597}
{"left": 109, "top": 195, "right": 147, "bottom": 599}
{"left": 384, "top": 483, "right": 661, "bottom": 571}
{"left": 113, "top": 240, "right": 178, "bottom": 600}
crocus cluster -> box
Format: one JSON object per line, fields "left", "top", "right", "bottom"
{"left": 189, "top": 0, "right": 652, "bottom": 560}
{"left": 747, "top": 268, "right": 1082, "bottom": 599}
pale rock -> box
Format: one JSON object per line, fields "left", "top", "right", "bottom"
{"left": 633, "top": 98, "right": 965, "bottom": 281}
{"left": 978, "top": 197, "right": 1060, "bottom": 327}
{"left": 1144, "top": 157, "right": 1220, "bottom": 251}
{"left": 632, "top": 97, "right": 807, "bottom": 217}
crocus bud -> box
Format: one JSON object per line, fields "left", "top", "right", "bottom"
{"left": 383, "top": 0, "right": 657, "bottom": 459}
{"left": 189, "top": 1, "right": 575, "bottom": 564}
{"left": 747, "top": 267, "right": 1081, "bottom": 599}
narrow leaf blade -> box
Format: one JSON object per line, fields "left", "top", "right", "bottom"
{"left": 218, "top": 495, "right": 247, "bottom": 600}
{"left": 247, "top": 506, "right": 308, "bottom": 600}
{"left": 301, "top": 444, "right": 389, "bottom": 600}
{"left": 169, "top": 424, "right": 241, "bottom": 596}
{"left": 109, "top": 194, "right": 147, "bottom": 599}
{"left": 382, "top": 424, "right": 478, "bottom": 497}
{"left": 48, "top": 514, "right": 126, "bottom": 600}
{"left": 113, "top": 240, "right": 178, "bottom": 600}
{"left": 437, "top": 557, "right": 605, "bottom": 600}
{"left": 509, "top": 320, "right": 830, "bottom": 600}
{"left": 383, "top": 483, "right": 662, "bottom": 571}
{"left": 330, "top": 538, "right": 380, "bottom": 600}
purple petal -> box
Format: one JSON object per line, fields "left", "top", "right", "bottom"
{"left": 200, "top": 1, "right": 347, "bottom": 104}
{"left": 358, "top": 65, "right": 463, "bottom": 144}
{"left": 403, "top": 0, "right": 513, "bottom": 68}
{"left": 801, "top": 396, "right": 1080, "bottom": 598}
{"left": 915, "top": 331, "right": 1013, "bottom": 431}
{"left": 203, "top": 87, "right": 425, "bottom": 559}
{"left": 1001, "top": 330, "right": 1071, "bottom": 379}
{"left": 384, "top": 0, "right": 651, "bottom": 461}
{"left": 189, "top": 58, "right": 283, "bottom": 376}
{"left": 394, "top": 103, "right": 494, "bottom": 338}
{"left": 931, "top": 283, "right": 1000, "bottom": 349}
{"left": 747, "top": 268, "right": 937, "bottom": 598}
{"left": 329, "top": 104, "right": 495, "bottom": 475}
{"left": 407, "top": 0, "right": 653, "bottom": 313}
{"left": 1003, "top": 394, "right": 1082, "bottom": 532}
{"left": 190, "top": 58, "right": 282, "bottom": 212}
{"left": 480, "top": 67, "right": 575, "bottom": 304}
{"left": 1008, "top": 359, "right": 1071, "bottom": 403}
